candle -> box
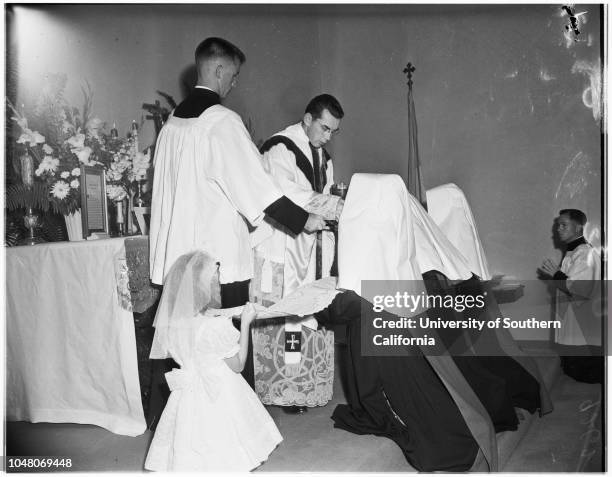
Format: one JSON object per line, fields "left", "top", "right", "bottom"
{"left": 20, "top": 150, "right": 34, "bottom": 188}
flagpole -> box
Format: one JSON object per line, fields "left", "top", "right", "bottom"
{"left": 403, "top": 62, "right": 427, "bottom": 210}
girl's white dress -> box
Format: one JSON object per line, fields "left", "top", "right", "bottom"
{"left": 144, "top": 312, "right": 283, "bottom": 472}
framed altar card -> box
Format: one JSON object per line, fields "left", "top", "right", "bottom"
{"left": 80, "top": 165, "right": 109, "bottom": 239}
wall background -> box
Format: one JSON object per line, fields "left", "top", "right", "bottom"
{"left": 7, "top": 4, "right": 603, "bottom": 339}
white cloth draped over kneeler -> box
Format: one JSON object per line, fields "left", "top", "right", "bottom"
{"left": 338, "top": 174, "right": 474, "bottom": 296}
{"left": 426, "top": 183, "right": 491, "bottom": 280}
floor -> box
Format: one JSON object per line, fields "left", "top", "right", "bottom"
{"left": 5, "top": 347, "right": 604, "bottom": 473}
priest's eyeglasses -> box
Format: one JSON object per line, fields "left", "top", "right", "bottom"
{"left": 316, "top": 119, "right": 340, "bottom": 137}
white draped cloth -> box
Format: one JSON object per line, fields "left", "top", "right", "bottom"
{"left": 426, "top": 183, "right": 491, "bottom": 280}
{"left": 338, "top": 174, "right": 474, "bottom": 295}
{"left": 149, "top": 105, "right": 282, "bottom": 285}
{"left": 6, "top": 238, "right": 145, "bottom": 436}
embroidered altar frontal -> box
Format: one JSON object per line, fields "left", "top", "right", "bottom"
{"left": 253, "top": 319, "right": 334, "bottom": 407}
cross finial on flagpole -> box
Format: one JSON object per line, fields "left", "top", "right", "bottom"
{"left": 403, "top": 63, "right": 416, "bottom": 89}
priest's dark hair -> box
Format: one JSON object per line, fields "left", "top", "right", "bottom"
{"left": 559, "top": 208, "right": 587, "bottom": 226}
{"left": 195, "top": 37, "right": 246, "bottom": 67}
{"left": 305, "top": 94, "right": 344, "bottom": 120}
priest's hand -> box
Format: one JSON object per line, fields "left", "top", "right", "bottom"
{"left": 304, "top": 213, "right": 327, "bottom": 233}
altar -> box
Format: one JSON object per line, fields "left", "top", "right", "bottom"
{"left": 5, "top": 237, "right": 155, "bottom": 436}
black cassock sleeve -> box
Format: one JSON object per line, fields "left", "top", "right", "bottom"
{"left": 552, "top": 270, "right": 570, "bottom": 294}
{"left": 264, "top": 196, "right": 308, "bottom": 235}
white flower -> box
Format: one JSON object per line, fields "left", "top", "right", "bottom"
{"left": 17, "top": 128, "right": 46, "bottom": 146}
{"left": 118, "top": 160, "right": 130, "bottom": 172}
{"left": 35, "top": 155, "right": 60, "bottom": 176}
{"left": 42, "top": 144, "right": 53, "bottom": 154}
{"left": 86, "top": 117, "right": 103, "bottom": 137}
{"left": 70, "top": 179, "right": 80, "bottom": 189}
{"left": 62, "top": 120, "right": 74, "bottom": 134}
{"left": 32, "top": 131, "right": 45, "bottom": 144}
{"left": 106, "top": 184, "right": 127, "bottom": 201}
{"left": 71, "top": 168, "right": 81, "bottom": 176}
{"left": 133, "top": 151, "right": 151, "bottom": 170}
{"left": 12, "top": 115, "right": 28, "bottom": 129}
{"left": 60, "top": 171, "right": 70, "bottom": 179}
{"left": 66, "top": 133, "right": 85, "bottom": 149}
{"left": 105, "top": 169, "right": 120, "bottom": 181}
{"left": 76, "top": 146, "right": 92, "bottom": 164}
{"left": 50, "top": 180, "right": 70, "bottom": 200}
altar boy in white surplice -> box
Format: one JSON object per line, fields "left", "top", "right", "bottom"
{"left": 144, "top": 251, "right": 282, "bottom": 472}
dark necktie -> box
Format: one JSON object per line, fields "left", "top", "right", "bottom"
{"left": 309, "top": 143, "right": 327, "bottom": 193}
{"left": 309, "top": 143, "right": 324, "bottom": 279}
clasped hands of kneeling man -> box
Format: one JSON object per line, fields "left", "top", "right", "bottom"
{"left": 538, "top": 258, "right": 561, "bottom": 278}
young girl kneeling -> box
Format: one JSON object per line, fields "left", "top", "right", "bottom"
{"left": 144, "top": 251, "right": 282, "bottom": 472}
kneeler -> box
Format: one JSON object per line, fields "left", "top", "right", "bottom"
{"left": 250, "top": 255, "right": 335, "bottom": 407}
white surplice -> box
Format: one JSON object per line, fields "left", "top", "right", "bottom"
{"left": 255, "top": 122, "right": 339, "bottom": 297}
{"left": 554, "top": 242, "right": 602, "bottom": 346}
{"left": 149, "top": 105, "right": 282, "bottom": 285}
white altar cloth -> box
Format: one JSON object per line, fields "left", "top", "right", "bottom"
{"left": 6, "top": 238, "right": 146, "bottom": 436}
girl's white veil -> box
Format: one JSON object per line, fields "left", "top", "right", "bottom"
{"left": 150, "top": 251, "right": 219, "bottom": 359}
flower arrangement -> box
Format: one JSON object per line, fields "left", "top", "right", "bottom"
{"left": 105, "top": 135, "right": 152, "bottom": 204}
{"left": 7, "top": 74, "right": 152, "bottom": 216}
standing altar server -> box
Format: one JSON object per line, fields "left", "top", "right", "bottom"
{"left": 150, "top": 37, "right": 325, "bottom": 295}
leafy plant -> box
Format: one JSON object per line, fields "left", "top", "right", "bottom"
{"left": 5, "top": 182, "right": 50, "bottom": 212}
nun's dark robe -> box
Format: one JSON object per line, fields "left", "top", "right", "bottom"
{"left": 315, "top": 275, "right": 552, "bottom": 472}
